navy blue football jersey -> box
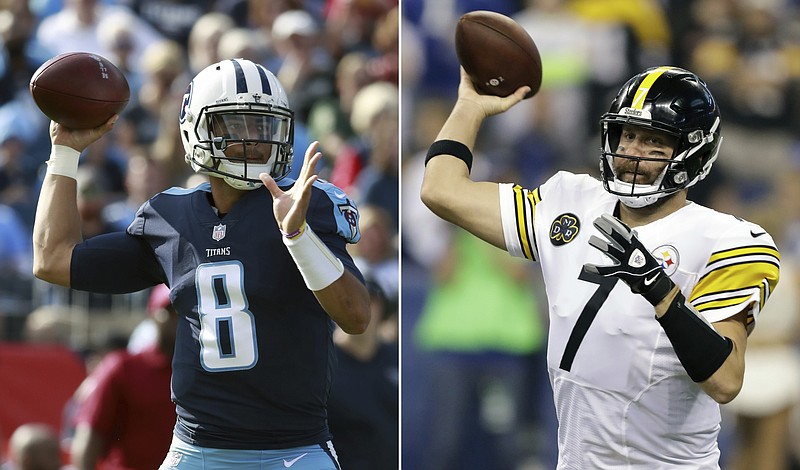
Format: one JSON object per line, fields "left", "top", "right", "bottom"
{"left": 71, "top": 179, "right": 363, "bottom": 450}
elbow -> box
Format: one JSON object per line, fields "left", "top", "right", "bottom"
{"left": 32, "top": 254, "right": 52, "bottom": 281}
{"left": 32, "top": 249, "right": 70, "bottom": 286}
{"left": 703, "top": 378, "right": 743, "bottom": 405}
{"left": 420, "top": 179, "right": 451, "bottom": 220}
{"left": 341, "top": 307, "right": 371, "bottom": 335}
{"left": 710, "top": 384, "right": 742, "bottom": 405}
{"left": 419, "top": 179, "right": 437, "bottom": 211}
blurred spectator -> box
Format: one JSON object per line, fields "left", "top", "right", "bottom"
{"left": 75, "top": 166, "right": 115, "bottom": 239}
{"left": 186, "top": 12, "right": 235, "bottom": 75}
{"left": 367, "top": 5, "right": 399, "bottom": 84}
{"left": 272, "top": 9, "right": 334, "bottom": 119}
{"left": 724, "top": 256, "right": 800, "bottom": 470}
{"left": 115, "top": 0, "right": 211, "bottom": 47}
{"left": 3, "top": 423, "right": 61, "bottom": 470}
{"left": 351, "top": 81, "right": 399, "bottom": 223}
{"left": 129, "top": 39, "right": 188, "bottom": 147}
{"left": 0, "top": 204, "right": 31, "bottom": 280}
{"left": 96, "top": 12, "right": 146, "bottom": 109}
{"left": 350, "top": 204, "right": 398, "bottom": 309}
{"left": 0, "top": 1, "right": 50, "bottom": 105}
{"left": 322, "top": 0, "right": 396, "bottom": 58}
{"left": 308, "top": 51, "right": 371, "bottom": 192}
{"left": 0, "top": 123, "right": 38, "bottom": 229}
{"left": 102, "top": 153, "right": 169, "bottom": 232}
{"left": 327, "top": 281, "right": 399, "bottom": 470}
{"left": 35, "top": 0, "right": 162, "bottom": 70}
{"left": 413, "top": 226, "right": 546, "bottom": 470}
{"left": 569, "top": 0, "right": 671, "bottom": 69}
{"left": 213, "top": 0, "right": 298, "bottom": 36}
{"left": 216, "top": 27, "right": 270, "bottom": 66}
{"left": 23, "top": 305, "right": 73, "bottom": 346}
{"left": 491, "top": 0, "right": 594, "bottom": 170}
{"left": 69, "top": 284, "right": 176, "bottom": 470}
{"left": 690, "top": 0, "right": 800, "bottom": 132}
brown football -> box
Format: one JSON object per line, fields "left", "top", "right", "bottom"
{"left": 30, "top": 52, "right": 130, "bottom": 129}
{"left": 455, "top": 10, "right": 542, "bottom": 99}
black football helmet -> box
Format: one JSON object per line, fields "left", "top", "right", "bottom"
{"left": 599, "top": 66, "right": 722, "bottom": 208}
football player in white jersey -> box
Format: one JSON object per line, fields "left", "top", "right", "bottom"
{"left": 421, "top": 65, "right": 780, "bottom": 469}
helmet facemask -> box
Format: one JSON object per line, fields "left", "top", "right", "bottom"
{"left": 188, "top": 102, "right": 294, "bottom": 190}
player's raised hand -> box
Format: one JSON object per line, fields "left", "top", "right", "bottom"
{"left": 583, "top": 214, "right": 675, "bottom": 306}
{"left": 50, "top": 115, "right": 118, "bottom": 152}
{"left": 456, "top": 67, "right": 530, "bottom": 118}
{"left": 260, "top": 141, "right": 322, "bottom": 235}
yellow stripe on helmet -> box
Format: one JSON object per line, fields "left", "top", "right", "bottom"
{"left": 630, "top": 66, "right": 675, "bottom": 110}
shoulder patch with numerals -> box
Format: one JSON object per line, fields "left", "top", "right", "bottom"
{"left": 550, "top": 213, "right": 580, "bottom": 246}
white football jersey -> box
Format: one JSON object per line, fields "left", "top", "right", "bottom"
{"left": 498, "top": 171, "right": 780, "bottom": 469}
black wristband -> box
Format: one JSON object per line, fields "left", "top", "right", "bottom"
{"left": 424, "top": 139, "right": 473, "bottom": 172}
{"left": 641, "top": 272, "right": 675, "bottom": 306}
{"left": 656, "top": 291, "right": 734, "bottom": 382}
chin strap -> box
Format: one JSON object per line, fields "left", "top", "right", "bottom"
{"left": 611, "top": 178, "right": 666, "bottom": 208}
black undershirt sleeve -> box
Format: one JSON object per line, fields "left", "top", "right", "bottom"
{"left": 70, "top": 232, "right": 166, "bottom": 294}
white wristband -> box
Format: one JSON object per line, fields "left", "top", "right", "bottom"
{"left": 283, "top": 225, "right": 345, "bottom": 291}
{"left": 46, "top": 145, "right": 81, "bottom": 179}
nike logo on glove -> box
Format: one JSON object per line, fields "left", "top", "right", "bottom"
{"left": 283, "top": 453, "right": 308, "bottom": 468}
{"left": 750, "top": 230, "right": 767, "bottom": 238}
{"left": 643, "top": 273, "right": 660, "bottom": 286}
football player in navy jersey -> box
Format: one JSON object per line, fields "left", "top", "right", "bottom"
{"left": 33, "top": 58, "right": 371, "bottom": 469}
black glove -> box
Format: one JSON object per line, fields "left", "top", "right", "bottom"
{"left": 583, "top": 214, "right": 675, "bottom": 305}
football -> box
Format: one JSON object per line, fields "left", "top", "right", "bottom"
{"left": 455, "top": 10, "right": 542, "bottom": 99}
{"left": 30, "top": 52, "right": 130, "bottom": 129}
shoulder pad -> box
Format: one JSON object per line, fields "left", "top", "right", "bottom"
{"left": 312, "top": 179, "right": 361, "bottom": 243}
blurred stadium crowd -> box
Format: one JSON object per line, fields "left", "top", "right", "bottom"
{"left": 0, "top": 0, "right": 398, "bottom": 467}
{"left": 402, "top": 0, "right": 800, "bottom": 469}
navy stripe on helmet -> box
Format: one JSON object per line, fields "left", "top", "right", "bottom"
{"left": 230, "top": 59, "right": 247, "bottom": 94}
{"left": 256, "top": 64, "right": 272, "bottom": 95}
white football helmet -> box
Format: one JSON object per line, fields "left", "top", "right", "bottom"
{"left": 179, "top": 59, "right": 294, "bottom": 190}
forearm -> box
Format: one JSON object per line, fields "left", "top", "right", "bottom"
{"left": 32, "top": 151, "right": 83, "bottom": 285}
{"left": 697, "top": 337, "right": 745, "bottom": 403}
{"left": 314, "top": 269, "right": 371, "bottom": 334}
{"left": 33, "top": 118, "right": 117, "bottom": 285}
{"left": 655, "top": 286, "right": 745, "bottom": 403}
{"left": 283, "top": 226, "right": 370, "bottom": 333}
{"left": 436, "top": 99, "right": 486, "bottom": 148}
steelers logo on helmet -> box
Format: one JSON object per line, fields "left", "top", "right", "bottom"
{"left": 179, "top": 58, "right": 294, "bottom": 191}
{"left": 599, "top": 66, "right": 722, "bottom": 208}
{"left": 550, "top": 213, "right": 580, "bottom": 246}
{"left": 652, "top": 244, "right": 680, "bottom": 276}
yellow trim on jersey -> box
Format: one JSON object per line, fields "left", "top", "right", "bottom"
{"left": 631, "top": 66, "right": 674, "bottom": 109}
{"left": 707, "top": 245, "right": 780, "bottom": 266}
{"left": 693, "top": 294, "right": 754, "bottom": 313}
{"left": 691, "top": 261, "right": 779, "bottom": 299}
{"left": 690, "top": 239, "right": 780, "bottom": 314}
{"left": 512, "top": 185, "right": 535, "bottom": 260}
{"left": 530, "top": 187, "right": 541, "bottom": 205}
